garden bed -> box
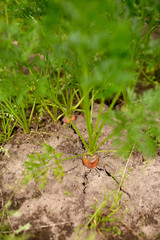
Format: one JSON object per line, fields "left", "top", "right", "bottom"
{"left": 1, "top": 1, "right": 160, "bottom": 239}
{"left": 1, "top": 104, "right": 160, "bottom": 240}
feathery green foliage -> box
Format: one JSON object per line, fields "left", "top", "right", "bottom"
{"left": 22, "top": 143, "right": 65, "bottom": 189}
{"left": 0, "top": 0, "right": 160, "bottom": 157}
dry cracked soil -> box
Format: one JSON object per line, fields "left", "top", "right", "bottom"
{"left": 0, "top": 103, "right": 160, "bottom": 240}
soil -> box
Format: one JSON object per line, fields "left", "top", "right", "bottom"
{"left": 0, "top": 103, "right": 160, "bottom": 240}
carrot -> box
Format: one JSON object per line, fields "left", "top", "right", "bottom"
{"left": 63, "top": 114, "right": 76, "bottom": 124}
{"left": 82, "top": 155, "right": 98, "bottom": 169}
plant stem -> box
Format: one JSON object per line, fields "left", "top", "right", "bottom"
{"left": 117, "top": 147, "right": 134, "bottom": 196}
{"left": 41, "top": 153, "right": 86, "bottom": 170}
{"left": 83, "top": 88, "right": 93, "bottom": 152}
{"left": 36, "top": 95, "right": 57, "bottom": 122}
{"left": 75, "top": 192, "right": 111, "bottom": 240}
{"left": 28, "top": 100, "right": 36, "bottom": 127}
{"left": 3, "top": 100, "right": 25, "bottom": 131}
{"left": 94, "top": 131, "right": 117, "bottom": 153}
{"left": 92, "top": 89, "right": 122, "bottom": 152}
{"left": 95, "top": 149, "right": 117, "bottom": 153}
{"left": 92, "top": 98, "right": 105, "bottom": 145}
{"left": 53, "top": 97, "right": 90, "bottom": 152}
{"left": 59, "top": 153, "right": 86, "bottom": 162}
{"left": 5, "top": 5, "right": 9, "bottom": 25}
{"left": 136, "top": 24, "right": 158, "bottom": 48}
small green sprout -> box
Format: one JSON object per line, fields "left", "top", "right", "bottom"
{"left": 64, "top": 190, "right": 71, "bottom": 196}
{"left": 22, "top": 143, "right": 65, "bottom": 189}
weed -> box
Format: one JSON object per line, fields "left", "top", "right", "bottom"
{"left": 22, "top": 143, "right": 86, "bottom": 189}
{"left": 89, "top": 192, "right": 121, "bottom": 236}
{"left": 0, "top": 146, "right": 9, "bottom": 158}
{"left": 0, "top": 111, "right": 15, "bottom": 144}
{"left": 61, "top": 88, "right": 84, "bottom": 120}
{"left": 1, "top": 99, "right": 35, "bottom": 134}
{"left": 0, "top": 193, "right": 30, "bottom": 240}
{"left": 74, "top": 150, "right": 140, "bottom": 239}
{"left": 74, "top": 190, "right": 122, "bottom": 240}
{"left": 22, "top": 143, "right": 65, "bottom": 189}
{"left": 64, "top": 191, "right": 71, "bottom": 197}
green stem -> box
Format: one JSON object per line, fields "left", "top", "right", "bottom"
{"left": 90, "top": 89, "right": 94, "bottom": 121}
{"left": 95, "top": 149, "right": 117, "bottom": 153}
{"left": 20, "top": 106, "right": 29, "bottom": 133}
{"left": 3, "top": 100, "right": 24, "bottom": 130}
{"left": 53, "top": 97, "right": 90, "bottom": 152}
{"left": 28, "top": 100, "right": 36, "bottom": 127}
{"left": 117, "top": 147, "right": 134, "bottom": 196}
{"left": 70, "top": 89, "right": 73, "bottom": 116}
{"left": 59, "top": 153, "right": 86, "bottom": 163}
{"left": 92, "top": 89, "right": 121, "bottom": 151}
{"left": 94, "top": 131, "right": 116, "bottom": 153}
{"left": 61, "top": 91, "right": 68, "bottom": 111}
{"left": 72, "top": 96, "right": 84, "bottom": 110}
{"left": 43, "top": 153, "right": 86, "bottom": 170}
{"left": 136, "top": 24, "right": 158, "bottom": 48}
{"left": 83, "top": 88, "right": 93, "bottom": 152}
{"left": 35, "top": 94, "right": 57, "bottom": 122}
{"left": 141, "top": 69, "right": 155, "bottom": 84}
{"left": 75, "top": 192, "right": 111, "bottom": 240}
{"left": 92, "top": 98, "right": 105, "bottom": 147}
{"left": 5, "top": 5, "right": 9, "bottom": 25}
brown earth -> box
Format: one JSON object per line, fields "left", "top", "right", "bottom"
{"left": 0, "top": 103, "right": 160, "bottom": 240}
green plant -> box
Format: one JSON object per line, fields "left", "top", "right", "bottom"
{"left": 22, "top": 143, "right": 87, "bottom": 189}
{"left": 0, "top": 197, "right": 30, "bottom": 240}
{"left": 55, "top": 90, "right": 121, "bottom": 156}
{"left": 60, "top": 88, "right": 84, "bottom": 119}
{"left": 75, "top": 190, "right": 122, "bottom": 240}
{"left": 22, "top": 143, "right": 65, "bottom": 189}
{"left": 44, "top": 0, "right": 160, "bottom": 160}
{"left": 0, "top": 107, "right": 16, "bottom": 143}
{"left": 107, "top": 87, "right": 160, "bottom": 158}
{"left": 0, "top": 0, "right": 160, "bottom": 159}
{"left": 32, "top": 66, "right": 83, "bottom": 123}
{"left": 0, "top": 146, "right": 10, "bottom": 158}
{"left": 75, "top": 151, "right": 136, "bottom": 240}
{"left": 44, "top": 0, "right": 134, "bottom": 157}
{"left": 120, "top": 0, "right": 160, "bottom": 96}
{"left": 89, "top": 192, "right": 121, "bottom": 235}
{"left": 1, "top": 99, "right": 36, "bottom": 134}
{"left": 64, "top": 190, "right": 71, "bottom": 196}
{"left": 0, "top": 16, "right": 39, "bottom": 133}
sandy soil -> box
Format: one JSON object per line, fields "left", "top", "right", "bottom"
{"left": 0, "top": 103, "right": 160, "bottom": 240}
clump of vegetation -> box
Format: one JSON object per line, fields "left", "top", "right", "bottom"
{"left": 75, "top": 191, "right": 122, "bottom": 240}
{"left": 0, "top": 1, "right": 160, "bottom": 239}
{"left": 22, "top": 143, "right": 65, "bottom": 189}
{"left": 0, "top": 198, "right": 30, "bottom": 240}
{"left": 0, "top": 0, "right": 160, "bottom": 160}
